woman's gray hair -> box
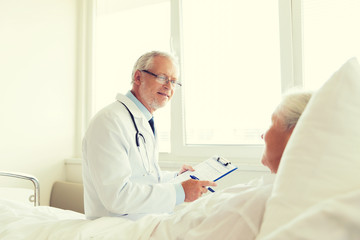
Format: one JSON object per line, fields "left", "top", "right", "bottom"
{"left": 276, "top": 89, "right": 313, "bottom": 130}
{"left": 131, "top": 51, "right": 179, "bottom": 83}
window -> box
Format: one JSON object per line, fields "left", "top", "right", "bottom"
{"left": 179, "top": 0, "right": 281, "bottom": 147}
{"left": 301, "top": 0, "right": 360, "bottom": 90}
{"left": 90, "top": 0, "right": 358, "bottom": 162}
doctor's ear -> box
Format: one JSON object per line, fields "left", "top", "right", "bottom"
{"left": 133, "top": 70, "right": 142, "bottom": 85}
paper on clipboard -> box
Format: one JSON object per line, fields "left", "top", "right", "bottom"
{"left": 171, "top": 156, "right": 238, "bottom": 184}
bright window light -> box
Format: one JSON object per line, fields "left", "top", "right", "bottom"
{"left": 302, "top": 0, "right": 360, "bottom": 90}
{"left": 182, "top": 0, "right": 281, "bottom": 145}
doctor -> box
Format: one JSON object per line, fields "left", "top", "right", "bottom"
{"left": 82, "top": 51, "right": 216, "bottom": 221}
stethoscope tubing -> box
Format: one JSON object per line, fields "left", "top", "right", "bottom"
{"left": 119, "top": 101, "right": 153, "bottom": 175}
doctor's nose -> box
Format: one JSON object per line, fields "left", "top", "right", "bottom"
{"left": 163, "top": 80, "right": 172, "bottom": 90}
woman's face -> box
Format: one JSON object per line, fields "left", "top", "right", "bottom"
{"left": 261, "top": 113, "right": 293, "bottom": 173}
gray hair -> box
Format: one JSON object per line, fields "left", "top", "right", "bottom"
{"left": 131, "top": 51, "right": 179, "bottom": 83}
{"left": 276, "top": 89, "right": 313, "bottom": 130}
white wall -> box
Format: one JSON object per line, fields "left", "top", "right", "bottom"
{"left": 0, "top": 0, "right": 79, "bottom": 205}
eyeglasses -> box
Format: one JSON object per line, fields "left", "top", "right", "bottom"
{"left": 141, "top": 70, "right": 182, "bottom": 88}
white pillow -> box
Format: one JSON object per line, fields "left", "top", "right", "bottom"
{"left": 257, "top": 58, "right": 360, "bottom": 238}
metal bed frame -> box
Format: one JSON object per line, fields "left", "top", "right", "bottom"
{"left": 0, "top": 171, "right": 40, "bottom": 206}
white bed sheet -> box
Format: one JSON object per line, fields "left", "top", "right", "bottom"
{"left": 0, "top": 175, "right": 275, "bottom": 240}
{"left": 0, "top": 197, "right": 159, "bottom": 240}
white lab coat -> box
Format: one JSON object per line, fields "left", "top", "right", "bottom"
{"left": 82, "top": 93, "right": 177, "bottom": 221}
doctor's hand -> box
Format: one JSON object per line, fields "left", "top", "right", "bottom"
{"left": 178, "top": 164, "right": 195, "bottom": 175}
{"left": 181, "top": 179, "right": 217, "bottom": 202}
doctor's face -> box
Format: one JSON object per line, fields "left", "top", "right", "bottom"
{"left": 135, "top": 56, "right": 177, "bottom": 113}
{"left": 261, "top": 112, "right": 293, "bottom": 173}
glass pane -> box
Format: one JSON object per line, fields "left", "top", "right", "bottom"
{"left": 95, "top": 1, "right": 171, "bottom": 152}
{"left": 182, "top": 0, "right": 281, "bottom": 145}
{"left": 302, "top": 0, "right": 360, "bottom": 90}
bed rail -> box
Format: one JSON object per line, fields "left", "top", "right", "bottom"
{"left": 0, "top": 171, "right": 40, "bottom": 206}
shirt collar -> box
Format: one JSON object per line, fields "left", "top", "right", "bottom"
{"left": 126, "top": 91, "right": 153, "bottom": 121}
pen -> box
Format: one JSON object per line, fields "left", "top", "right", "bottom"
{"left": 190, "top": 175, "right": 215, "bottom": 193}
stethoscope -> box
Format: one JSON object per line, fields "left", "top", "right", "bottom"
{"left": 119, "top": 101, "right": 153, "bottom": 176}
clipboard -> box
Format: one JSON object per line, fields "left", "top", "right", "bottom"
{"left": 172, "top": 155, "right": 238, "bottom": 184}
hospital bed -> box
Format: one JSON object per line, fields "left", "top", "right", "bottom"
{"left": 1, "top": 58, "right": 360, "bottom": 240}
{"left": 0, "top": 170, "right": 273, "bottom": 239}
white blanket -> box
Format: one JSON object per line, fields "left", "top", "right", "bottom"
{"left": 0, "top": 175, "right": 275, "bottom": 240}
{"left": 2, "top": 175, "right": 359, "bottom": 239}
{"left": 151, "top": 174, "right": 275, "bottom": 240}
